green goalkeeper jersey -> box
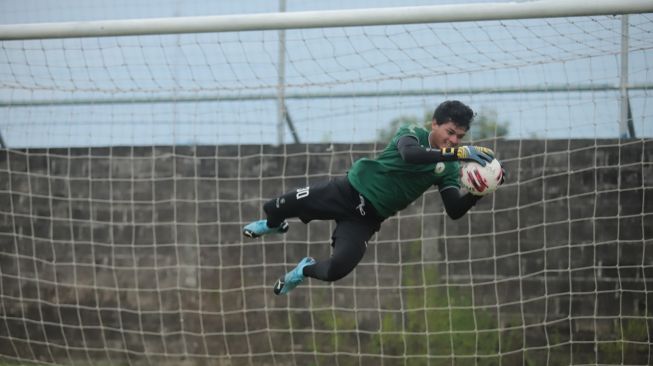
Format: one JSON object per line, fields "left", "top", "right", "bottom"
{"left": 348, "top": 124, "right": 460, "bottom": 218}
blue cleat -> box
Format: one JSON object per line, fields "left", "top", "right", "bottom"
{"left": 242, "top": 219, "right": 289, "bottom": 238}
{"left": 273, "top": 257, "right": 316, "bottom": 295}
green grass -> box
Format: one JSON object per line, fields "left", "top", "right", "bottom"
{"left": 290, "top": 240, "right": 517, "bottom": 366}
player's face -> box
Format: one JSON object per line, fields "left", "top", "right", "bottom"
{"left": 429, "top": 120, "right": 467, "bottom": 148}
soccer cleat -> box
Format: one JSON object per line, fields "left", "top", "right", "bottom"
{"left": 273, "top": 257, "right": 316, "bottom": 295}
{"left": 242, "top": 219, "right": 289, "bottom": 238}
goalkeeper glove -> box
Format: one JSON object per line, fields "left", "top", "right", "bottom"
{"left": 441, "top": 146, "right": 494, "bottom": 166}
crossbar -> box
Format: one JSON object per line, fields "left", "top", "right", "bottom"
{"left": 1, "top": 0, "right": 652, "bottom": 40}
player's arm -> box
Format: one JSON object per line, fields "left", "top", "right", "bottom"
{"left": 440, "top": 165, "right": 507, "bottom": 219}
{"left": 439, "top": 187, "right": 482, "bottom": 220}
{"left": 396, "top": 136, "right": 494, "bottom": 165}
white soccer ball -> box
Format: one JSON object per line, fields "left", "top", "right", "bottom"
{"left": 459, "top": 158, "right": 504, "bottom": 196}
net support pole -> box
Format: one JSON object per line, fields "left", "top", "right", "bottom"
{"left": 619, "top": 15, "right": 630, "bottom": 138}
{"left": 276, "top": 0, "right": 287, "bottom": 146}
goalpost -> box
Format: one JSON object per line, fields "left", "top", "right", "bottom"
{"left": 1, "top": 1, "right": 652, "bottom": 365}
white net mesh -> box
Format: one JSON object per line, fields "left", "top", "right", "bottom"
{"left": 1, "top": 2, "right": 652, "bottom": 365}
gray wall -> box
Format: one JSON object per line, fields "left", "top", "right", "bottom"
{"left": 1, "top": 140, "right": 651, "bottom": 365}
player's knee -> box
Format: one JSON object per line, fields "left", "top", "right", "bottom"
{"left": 325, "top": 261, "right": 354, "bottom": 282}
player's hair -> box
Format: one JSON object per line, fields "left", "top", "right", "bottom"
{"left": 432, "top": 100, "right": 475, "bottom": 130}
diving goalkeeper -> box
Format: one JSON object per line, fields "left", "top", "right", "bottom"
{"left": 243, "top": 100, "right": 502, "bottom": 295}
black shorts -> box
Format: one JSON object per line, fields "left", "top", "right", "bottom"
{"left": 266, "top": 176, "right": 382, "bottom": 225}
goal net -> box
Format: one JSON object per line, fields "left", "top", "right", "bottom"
{"left": 1, "top": 2, "right": 652, "bottom": 365}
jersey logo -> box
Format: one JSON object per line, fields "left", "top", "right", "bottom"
{"left": 435, "top": 162, "right": 446, "bottom": 174}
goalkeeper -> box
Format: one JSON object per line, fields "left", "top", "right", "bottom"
{"left": 243, "top": 100, "right": 501, "bottom": 295}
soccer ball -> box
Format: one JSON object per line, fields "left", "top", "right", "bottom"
{"left": 459, "top": 159, "right": 504, "bottom": 196}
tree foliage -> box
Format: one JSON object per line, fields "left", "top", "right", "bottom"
{"left": 377, "top": 107, "right": 509, "bottom": 143}
{"left": 465, "top": 107, "right": 509, "bottom": 141}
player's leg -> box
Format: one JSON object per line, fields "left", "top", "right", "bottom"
{"left": 274, "top": 220, "right": 376, "bottom": 295}
{"left": 242, "top": 186, "right": 309, "bottom": 238}
{"left": 304, "top": 220, "right": 376, "bottom": 281}
{"left": 243, "top": 177, "right": 348, "bottom": 238}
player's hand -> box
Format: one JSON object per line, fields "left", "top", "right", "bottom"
{"left": 456, "top": 146, "right": 494, "bottom": 166}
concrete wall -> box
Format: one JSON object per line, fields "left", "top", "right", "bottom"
{"left": 1, "top": 139, "right": 651, "bottom": 365}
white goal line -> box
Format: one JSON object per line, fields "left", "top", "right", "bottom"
{"left": 1, "top": 0, "right": 652, "bottom": 40}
